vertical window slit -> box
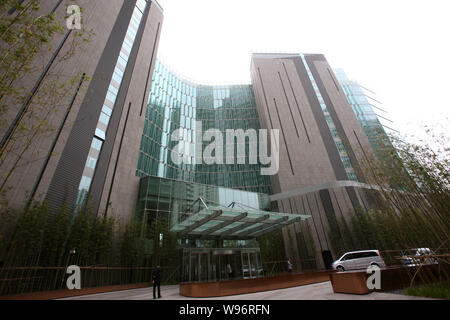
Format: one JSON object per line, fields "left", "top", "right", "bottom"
{"left": 140, "top": 18, "right": 159, "bottom": 117}
{"left": 282, "top": 62, "right": 311, "bottom": 143}
{"left": 273, "top": 98, "right": 295, "bottom": 176}
{"left": 278, "top": 71, "right": 299, "bottom": 138}
{"left": 327, "top": 68, "right": 340, "bottom": 92}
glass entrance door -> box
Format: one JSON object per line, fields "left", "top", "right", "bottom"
{"left": 189, "top": 251, "right": 210, "bottom": 282}
{"left": 212, "top": 249, "right": 242, "bottom": 281}
{"left": 182, "top": 248, "right": 263, "bottom": 282}
{"left": 241, "top": 250, "right": 263, "bottom": 278}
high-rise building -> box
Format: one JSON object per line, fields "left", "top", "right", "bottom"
{"left": 135, "top": 60, "right": 307, "bottom": 281}
{"left": 2, "top": 2, "right": 389, "bottom": 278}
{"left": 0, "top": 1, "right": 164, "bottom": 219}
{"left": 250, "top": 53, "right": 381, "bottom": 269}
{"left": 135, "top": 53, "right": 385, "bottom": 274}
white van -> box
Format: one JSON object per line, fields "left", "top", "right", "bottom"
{"left": 332, "top": 250, "right": 386, "bottom": 272}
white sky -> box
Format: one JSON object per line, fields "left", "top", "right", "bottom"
{"left": 155, "top": 0, "right": 450, "bottom": 143}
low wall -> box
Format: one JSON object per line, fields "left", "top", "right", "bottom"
{"left": 330, "top": 265, "right": 447, "bottom": 295}
{"left": 180, "top": 270, "right": 334, "bottom": 298}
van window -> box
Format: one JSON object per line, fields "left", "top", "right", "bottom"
{"left": 366, "top": 251, "right": 379, "bottom": 257}
{"left": 357, "top": 252, "right": 378, "bottom": 258}
{"left": 353, "top": 252, "right": 365, "bottom": 259}
{"left": 342, "top": 253, "right": 354, "bottom": 261}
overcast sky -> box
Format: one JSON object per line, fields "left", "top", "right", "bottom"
{"left": 155, "top": 0, "right": 450, "bottom": 144}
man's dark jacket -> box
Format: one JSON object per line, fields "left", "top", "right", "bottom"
{"left": 152, "top": 267, "right": 161, "bottom": 283}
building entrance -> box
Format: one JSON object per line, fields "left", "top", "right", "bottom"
{"left": 181, "top": 248, "right": 263, "bottom": 283}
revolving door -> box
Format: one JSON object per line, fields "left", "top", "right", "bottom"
{"left": 181, "top": 248, "right": 263, "bottom": 283}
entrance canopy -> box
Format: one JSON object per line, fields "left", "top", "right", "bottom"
{"left": 170, "top": 198, "right": 310, "bottom": 240}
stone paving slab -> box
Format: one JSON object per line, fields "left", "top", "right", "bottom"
{"left": 59, "top": 281, "right": 434, "bottom": 300}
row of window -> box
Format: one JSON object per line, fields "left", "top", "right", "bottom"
{"left": 341, "top": 82, "right": 394, "bottom": 163}
{"left": 142, "top": 115, "right": 264, "bottom": 163}
{"left": 300, "top": 55, "right": 358, "bottom": 182}
{"left": 137, "top": 176, "right": 271, "bottom": 215}
{"left": 75, "top": 1, "right": 148, "bottom": 209}
{"left": 136, "top": 162, "right": 272, "bottom": 192}
{"left": 137, "top": 60, "right": 271, "bottom": 194}
{"left": 153, "top": 61, "right": 256, "bottom": 101}
{"left": 150, "top": 84, "right": 256, "bottom": 111}
{"left": 147, "top": 97, "right": 259, "bottom": 128}
{"left": 140, "top": 135, "right": 265, "bottom": 171}
{"left": 153, "top": 61, "right": 196, "bottom": 96}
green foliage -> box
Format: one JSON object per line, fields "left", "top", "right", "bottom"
{"left": 0, "top": 203, "right": 182, "bottom": 295}
{"left": 118, "top": 218, "right": 142, "bottom": 267}
{"left": 403, "top": 282, "right": 450, "bottom": 300}
{"left": 0, "top": 0, "right": 94, "bottom": 198}
{"left": 295, "top": 222, "right": 318, "bottom": 270}
{"left": 40, "top": 207, "right": 70, "bottom": 267}
{"left": 2, "top": 203, "right": 48, "bottom": 267}
{"left": 258, "top": 230, "right": 287, "bottom": 274}
{"left": 0, "top": 1, "right": 64, "bottom": 118}
{"left": 328, "top": 128, "right": 449, "bottom": 282}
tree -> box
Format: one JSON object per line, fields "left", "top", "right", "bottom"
{"left": 0, "top": 0, "right": 93, "bottom": 203}
{"left": 328, "top": 124, "right": 450, "bottom": 283}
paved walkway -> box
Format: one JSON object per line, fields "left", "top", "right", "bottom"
{"left": 60, "top": 281, "right": 433, "bottom": 300}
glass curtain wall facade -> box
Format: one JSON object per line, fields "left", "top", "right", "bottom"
{"left": 334, "top": 69, "right": 397, "bottom": 161}
{"left": 137, "top": 60, "right": 272, "bottom": 195}
{"left": 137, "top": 176, "right": 271, "bottom": 228}
{"left": 135, "top": 60, "right": 283, "bottom": 281}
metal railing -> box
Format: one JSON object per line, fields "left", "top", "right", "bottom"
{"left": 263, "top": 258, "right": 318, "bottom": 276}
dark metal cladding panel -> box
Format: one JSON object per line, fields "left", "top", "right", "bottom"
{"left": 304, "top": 55, "right": 364, "bottom": 182}
{"left": 319, "top": 189, "right": 341, "bottom": 238}
{"left": 345, "top": 186, "right": 363, "bottom": 214}
{"left": 289, "top": 56, "right": 348, "bottom": 181}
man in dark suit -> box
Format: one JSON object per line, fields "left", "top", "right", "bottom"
{"left": 152, "top": 264, "right": 162, "bottom": 299}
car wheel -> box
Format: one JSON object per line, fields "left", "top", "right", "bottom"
{"left": 336, "top": 266, "right": 345, "bottom": 272}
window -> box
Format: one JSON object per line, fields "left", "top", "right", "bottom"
{"left": 106, "top": 91, "right": 117, "bottom": 104}
{"left": 75, "top": 0, "right": 148, "bottom": 209}
{"left": 99, "top": 112, "right": 110, "bottom": 126}
{"left": 117, "top": 56, "right": 127, "bottom": 68}
{"left": 362, "top": 251, "right": 379, "bottom": 258}
{"left": 353, "top": 253, "right": 365, "bottom": 259}
{"left": 102, "top": 105, "right": 113, "bottom": 116}
{"left": 127, "top": 28, "right": 137, "bottom": 40}
{"left": 122, "top": 38, "right": 133, "bottom": 52}
{"left": 86, "top": 156, "right": 98, "bottom": 169}
{"left": 95, "top": 128, "right": 106, "bottom": 140}
{"left": 79, "top": 176, "right": 92, "bottom": 191}
{"left": 114, "top": 66, "right": 124, "bottom": 77}
{"left": 91, "top": 138, "right": 103, "bottom": 151}
{"left": 112, "top": 72, "right": 122, "bottom": 84}
{"left": 342, "top": 253, "right": 354, "bottom": 261}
